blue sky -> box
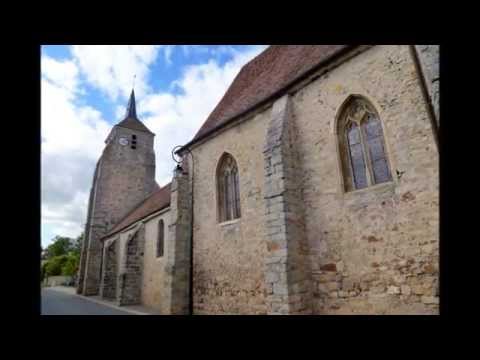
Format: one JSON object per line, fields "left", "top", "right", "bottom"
{"left": 41, "top": 45, "right": 267, "bottom": 247}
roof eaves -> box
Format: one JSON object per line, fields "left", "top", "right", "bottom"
{"left": 100, "top": 203, "right": 171, "bottom": 241}
{"left": 116, "top": 123, "right": 155, "bottom": 135}
{"left": 176, "top": 45, "right": 356, "bottom": 155}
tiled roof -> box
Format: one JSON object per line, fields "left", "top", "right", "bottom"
{"left": 189, "top": 45, "right": 350, "bottom": 145}
{"left": 117, "top": 116, "right": 154, "bottom": 134}
{"left": 102, "top": 183, "right": 171, "bottom": 239}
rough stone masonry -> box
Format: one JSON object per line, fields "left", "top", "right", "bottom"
{"left": 78, "top": 45, "right": 439, "bottom": 315}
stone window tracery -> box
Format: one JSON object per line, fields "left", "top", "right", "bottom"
{"left": 217, "top": 153, "right": 241, "bottom": 222}
{"left": 338, "top": 96, "right": 392, "bottom": 192}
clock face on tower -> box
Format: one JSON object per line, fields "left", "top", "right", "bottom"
{"left": 118, "top": 137, "right": 129, "bottom": 146}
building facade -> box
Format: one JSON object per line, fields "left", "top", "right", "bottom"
{"left": 77, "top": 45, "right": 439, "bottom": 314}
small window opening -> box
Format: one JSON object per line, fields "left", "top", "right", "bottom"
{"left": 217, "top": 153, "right": 241, "bottom": 222}
{"left": 157, "top": 220, "right": 164, "bottom": 257}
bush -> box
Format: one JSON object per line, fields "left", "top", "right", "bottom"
{"left": 61, "top": 252, "right": 80, "bottom": 276}
{"left": 42, "top": 232, "right": 83, "bottom": 282}
{"left": 44, "top": 255, "right": 69, "bottom": 277}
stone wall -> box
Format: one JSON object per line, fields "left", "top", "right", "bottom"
{"left": 263, "top": 95, "right": 313, "bottom": 314}
{"left": 118, "top": 224, "right": 145, "bottom": 305}
{"left": 290, "top": 45, "right": 439, "bottom": 314}
{"left": 164, "top": 165, "right": 192, "bottom": 315}
{"left": 100, "top": 237, "right": 118, "bottom": 300}
{"left": 141, "top": 210, "right": 171, "bottom": 313}
{"left": 190, "top": 110, "right": 270, "bottom": 314}
{"left": 87, "top": 45, "right": 438, "bottom": 315}
{"left": 43, "top": 276, "right": 73, "bottom": 287}
{"left": 414, "top": 45, "right": 439, "bottom": 127}
{"left": 99, "top": 208, "right": 173, "bottom": 312}
{"left": 77, "top": 162, "right": 98, "bottom": 294}
{"left": 80, "top": 125, "right": 156, "bottom": 296}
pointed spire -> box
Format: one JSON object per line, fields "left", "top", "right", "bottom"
{"left": 125, "top": 89, "right": 137, "bottom": 119}
{"left": 116, "top": 88, "right": 154, "bottom": 134}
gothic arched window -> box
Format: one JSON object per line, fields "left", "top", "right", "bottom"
{"left": 156, "top": 219, "right": 164, "bottom": 257}
{"left": 217, "top": 153, "right": 241, "bottom": 222}
{"left": 338, "top": 96, "right": 392, "bottom": 192}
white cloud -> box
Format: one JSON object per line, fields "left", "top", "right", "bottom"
{"left": 140, "top": 45, "right": 268, "bottom": 187}
{"left": 41, "top": 45, "right": 268, "bottom": 246}
{"left": 42, "top": 190, "right": 90, "bottom": 238}
{"left": 41, "top": 56, "right": 79, "bottom": 95}
{"left": 180, "top": 45, "right": 237, "bottom": 59}
{"left": 181, "top": 45, "right": 209, "bottom": 57}
{"left": 70, "top": 45, "right": 162, "bottom": 102}
{"left": 41, "top": 54, "right": 111, "bottom": 245}
{"left": 163, "top": 45, "right": 174, "bottom": 65}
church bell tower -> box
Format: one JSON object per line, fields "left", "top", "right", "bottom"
{"left": 77, "top": 90, "right": 156, "bottom": 296}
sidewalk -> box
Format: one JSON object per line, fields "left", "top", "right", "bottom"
{"left": 48, "top": 286, "right": 162, "bottom": 315}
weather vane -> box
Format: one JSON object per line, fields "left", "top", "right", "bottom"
{"left": 132, "top": 74, "right": 136, "bottom": 90}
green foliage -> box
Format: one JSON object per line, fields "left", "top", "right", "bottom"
{"left": 73, "top": 232, "right": 83, "bottom": 255}
{"left": 42, "top": 232, "right": 83, "bottom": 281}
{"left": 46, "top": 236, "right": 74, "bottom": 258}
{"left": 61, "top": 252, "right": 80, "bottom": 276}
{"left": 44, "top": 255, "right": 69, "bottom": 276}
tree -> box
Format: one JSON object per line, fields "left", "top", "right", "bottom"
{"left": 72, "top": 232, "right": 83, "bottom": 256}
{"left": 44, "top": 255, "right": 69, "bottom": 277}
{"left": 61, "top": 252, "right": 80, "bottom": 276}
{"left": 42, "top": 233, "right": 83, "bottom": 283}
{"left": 46, "top": 236, "right": 74, "bottom": 258}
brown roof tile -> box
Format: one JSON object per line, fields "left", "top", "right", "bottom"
{"left": 190, "top": 45, "right": 350, "bottom": 145}
{"left": 102, "top": 183, "right": 171, "bottom": 239}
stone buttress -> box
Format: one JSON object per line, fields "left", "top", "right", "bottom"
{"left": 263, "top": 95, "right": 313, "bottom": 314}
{"left": 164, "top": 159, "right": 192, "bottom": 314}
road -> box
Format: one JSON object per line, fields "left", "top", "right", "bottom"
{"left": 41, "top": 287, "right": 135, "bottom": 315}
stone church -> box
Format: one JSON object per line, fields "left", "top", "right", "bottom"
{"left": 77, "top": 45, "right": 439, "bottom": 315}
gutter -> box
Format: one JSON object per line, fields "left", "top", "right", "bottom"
{"left": 176, "top": 45, "right": 357, "bottom": 155}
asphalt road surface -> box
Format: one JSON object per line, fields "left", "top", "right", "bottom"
{"left": 41, "top": 287, "right": 134, "bottom": 315}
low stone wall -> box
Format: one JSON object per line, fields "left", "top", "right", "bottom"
{"left": 43, "top": 275, "right": 73, "bottom": 287}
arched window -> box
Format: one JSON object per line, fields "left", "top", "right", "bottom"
{"left": 156, "top": 219, "right": 164, "bottom": 257}
{"left": 217, "top": 153, "right": 241, "bottom": 222}
{"left": 338, "top": 96, "right": 392, "bottom": 192}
